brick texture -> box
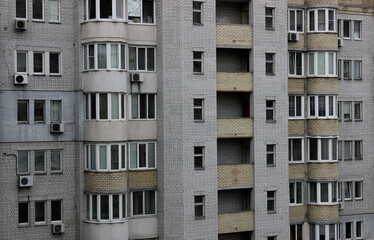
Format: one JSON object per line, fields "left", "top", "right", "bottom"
{"left": 307, "top": 34, "right": 338, "bottom": 49}
{"left": 129, "top": 170, "right": 157, "bottom": 188}
{"left": 217, "top": 72, "right": 253, "bottom": 92}
{"left": 308, "top": 0, "right": 338, "bottom": 6}
{"left": 308, "top": 205, "right": 339, "bottom": 222}
{"left": 308, "top": 163, "right": 340, "bottom": 179}
{"left": 307, "top": 78, "right": 338, "bottom": 94}
{"left": 216, "top": 25, "right": 252, "bottom": 47}
{"left": 288, "top": 33, "right": 305, "bottom": 49}
{"left": 289, "top": 163, "right": 306, "bottom": 179}
{"left": 307, "top": 119, "right": 338, "bottom": 135}
{"left": 84, "top": 172, "right": 127, "bottom": 191}
{"left": 288, "top": 0, "right": 305, "bottom": 5}
{"left": 217, "top": 118, "right": 253, "bottom": 138}
{"left": 289, "top": 120, "right": 305, "bottom": 135}
{"left": 288, "top": 78, "right": 305, "bottom": 93}
{"left": 217, "top": 164, "right": 254, "bottom": 188}
{"left": 290, "top": 205, "right": 307, "bottom": 222}
{"left": 218, "top": 211, "right": 254, "bottom": 234}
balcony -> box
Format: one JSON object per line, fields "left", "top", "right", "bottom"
{"left": 308, "top": 162, "right": 339, "bottom": 179}
{"left": 308, "top": 205, "right": 339, "bottom": 222}
{"left": 218, "top": 164, "right": 253, "bottom": 189}
{"left": 217, "top": 118, "right": 253, "bottom": 138}
{"left": 216, "top": 24, "right": 252, "bottom": 47}
{"left": 307, "top": 119, "right": 338, "bottom": 135}
{"left": 217, "top": 72, "right": 253, "bottom": 92}
{"left": 218, "top": 211, "right": 254, "bottom": 234}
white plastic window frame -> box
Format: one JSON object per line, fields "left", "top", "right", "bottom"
{"left": 48, "top": 0, "right": 60, "bottom": 23}
{"left": 308, "top": 137, "right": 338, "bottom": 162}
{"left": 32, "top": 0, "right": 45, "bottom": 22}
{"left": 309, "top": 181, "right": 338, "bottom": 205}
{"left": 128, "top": 46, "right": 156, "bottom": 71}
{"left": 131, "top": 190, "right": 157, "bottom": 216}
{"left": 86, "top": 194, "right": 126, "bottom": 222}
{"left": 343, "top": 20, "right": 351, "bottom": 39}
{"left": 85, "top": 93, "right": 126, "bottom": 120}
{"left": 15, "top": 50, "right": 28, "bottom": 74}
{"left": 354, "top": 181, "right": 363, "bottom": 200}
{"left": 288, "top": 9, "right": 304, "bottom": 33}
{"left": 17, "top": 150, "right": 30, "bottom": 174}
{"left": 32, "top": 51, "right": 45, "bottom": 75}
{"left": 49, "top": 52, "right": 62, "bottom": 76}
{"left": 127, "top": 0, "right": 156, "bottom": 25}
{"left": 353, "top": 21, "right": 362, "bottom": 40}
{"left": 288, "top": 52, "right": 304, "bottom": 77}
{"left": 130, "top": 94, "right": 156, "bottom": 120}
{"left": 308, "top": 95, "right": 337, "bottom": 119}
{"left": 83, "top": 0, "right": 126, "bottom": 21}
{"left": 289, "top": 181, "right": 303, "bottom": 205}
{"left": 288, "top": 95, "right": 304, "bottom": 119}
{"left": 308, "top": 8, "right": 337, "bottom": 33}
{"left": 85, "top": 144, "right": 126, "bottom": 171}
{"left": 34, "top": 201, "right": 47, "bottom": 225}
{"left": 129, "top": 142, "right": 156, "bottom": 170}
{"left": 344, "top": 181, "right": 352, "bottom": 201}
{"left": 16, "top": 0, "right": 28, "bottom": 20}
{"left": 289, "top": 137, "right": 304, "bottom": 163}
{"left": 310, "top": 224, "right": 338, "bottom": 240}
{"left": 308, "top": 52, "right": 337, "bottom": 77}
{"left": 83, "top": 43, "right": 126, "bottom": 71}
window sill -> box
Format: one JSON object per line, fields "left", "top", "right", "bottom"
{"left": 355, "top": 157, "right": 363, "bottom": 161}
{"left": 289, "top": 161, "right": 304, "bottom": 164}
{"left": 48, "top": 21, "right": 61, "bottom": 24}
{"left": 266, "top": 120, "right": 276, "bottom": 123}
{"left": 34, "top": 121, "right": 46, "bottom": 124}
{"left": 34, "top": 222, "right": 47, "bottom": 227}
{"left": 34, "top": 172, "right": 47, "bottom": 175}
{"left": 288, "top": 75, "right": 305, "bottom": 78}
{"left": 193, "top": 23, "right": 204, "bottom": 26}
{"left": 354, "top": 119, "right": 363, "bottom": 122}
{"left": 193, "top": 72, "right": 204, "bottom": 75}
{"left": 82, "top": 19, "right": 127, "bottom": 24}
{"left": 344, "top": 199, "right": 352, "bottom": 202}
{"left": 84, "top": 219, "right": 128, "bottom": 224}
{"left": 267, "top": 211, "right": 276, "bottom": 214}
{"left": 82, "top": 69, "right": 127, "bottom": 73}
{"left": 307, "top": 202, "right": 339, "bottom": 206}
{"left": 289, "top": 203, "right": 303, "bottom": 207}
{"left": 353, "top": 38, "right": 362, "bottom": 41}
{"left": 131, "top": 214, "right": 157, "bottom": 219}
{"left": 354, "top": 78, "right": 362, "bottom": 81}
{"left": 194, "top": 167, "right": 205, "bottom": 171}
{"left": 129, "top": 168, "right": 156, "bottom": 171}
{"left": 84, "top": 169, "right": 127, "bottom": 173}
{"left": 266, "top": 73, "right": 275, "bottom": 76}
{"left": 344, "top": 119, "right": 352, "bottom": 122}
{"left": 194, "top": 120, "right": 205, "bottom": 123}
{"left": 266, "top": 164, "right": 276, "bottom": 167}
{"left": 49, "top": 74, "right": 62, "bottom": 77}
{"left": 194, "top": 216, "right": 205, "bottom": 220}
{"left": 33, "top": 74, "right": 45, "bottom": 76}
{"left": 265, "top": 28, "right": 275, "bottom": 31}
{"left": 288, "top": 117, "right": 305, "bottom": 120}
{"left": 127, "top": 22, "right": 156, "bottom": 26}
{"left": 17, "top": 122, "right": 29, "bottom": 124}
{"left": 344, "top": 159, "right": 353, "bottom": 161}
{"left": 354, "top": 198, "right": 363, "bottom": 201}
{"left": 32, "top": 19, "right": 45, "bottom": 23}
{"left": 344, "top": 78, "right": 352, "bottom": 80}
{"left": 51, "top": 171, "right": 63, "bottom": 174}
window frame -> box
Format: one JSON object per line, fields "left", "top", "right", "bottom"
{"left": 18, "top": 202, "right": 30, "bottom": 225}
{"left": 32, "top": 0, "right": 45, "bottom": 21}
{"left": 34, "top": 150, "right": 46, "bottom": 173}
{"left": 51, "top": 199, "right": 62, "bottom": 222}
{"left": 308, "top": 137, "right": 338, "bottom": 162}
{"left": 33, "top": 51, "right": 45, "bottom": 75}
{"left": 289, "top": 182, "right": 303, "bottom": 205}
{"left": 288, "top": 9, "right": 304, "bottom": 33}
{"left": 354, "top": 181, "right": 363, "bottom": 200}
{"left": 345, "top": 222, "right": 352, "bottom": 240}
{"left": 86, "top": 144, "right": 127, "bottom": 171}
{"left": 83, "top": 43, "right": 126, "bottom": 71}
{"left": 289, "top": 138, "right": 304, "bottom": 163}
{"left": 131, "top": 190, "right": 157, "bottom": 216}
{"left": 85, "top": 93, "right": 126, "bottom": 120}
{"left": 128, "top": 46, "right": 156, "bottom": 71}
{"left": 289, "top": 95, "right": 304, "bottom": 119}
{"left": 192, "top": 1, "right": 203, "bottom": 25}
{"left": 288, "top": 52, "right": 304, "bottom": 77}
{"left": 308, "top": 52, "right": 337, "bottom": 77}
{"left": 194, "top": 195, "right": 205, "bottom": 219}
{"left": 343, "top": 20, "right": 351, "bottom": 39}
{"left": 265, "top": 7, "right": 274, "bottom": 30}
{"left": 17, "top": 99, "right": 29, "bottom": 123}
{"left": 130, "top": 94, "right": 156, "bottom": 120}
{"left": 193, "top": 51, "right": 203, "bottom": 74}
{"left": 193, "top": 98, "right": 204, "bottom": 122}
{"left": 49, "top": 0, "right": 60, "bottom": 22}
{"left": 290, "top": 224, "right": 303, "bottom": 240}
{"left": 84, "top": 0, "right": 126, "bottom": 21}
{"left": 353, "top": 60, "right": 362, "bottom": 80}
{"left": 17, "top": 150, "right": 30, "bottom": 174}
{"left": 86, "top": 194, "right": 126, "bottom": 221}
{"left": 353, "top": 21, "right": 362, "bottom": 40}
{"left": 127, "top": 0, "right": 156, "bottom": 24}
{"left": 265, "top": 53, "right": 275, "bottom": 76}
{"left": 310, "top": 224, "right": 337, "bottom": 240}
{"left": 309, "top": 181, "right": 338, "bottom": 205}
{"left": 266, "top": 144, "right": 276, "bottom": 166}
{"left": 51, "top": 149, "right": 62, "bottom": 172}
{"left": 16, "top": 0, "right": 28, "bottom": 19}
{"left": 344, "top": 181, "right": 352, "bottom": 201}
{"left": 308, "top": 9, "right": 337, "bottom": 33}
{"left": 356, "top": 221, "right": 363, "bottom": 239}
{"left": 34, "top": 100, "right": 45, "bottom": 123}
{"left": 50, "top": 99, "right": 62, "bottom": 123}
{"left": 34, "top": 201, "right": 46, "bottom": 224}
{"left": 16, "top": 51, "right": 28, "bottom": 74}
{"left": 49, "top": 52, "right": 61, "bottom": 75}
{"left": 266, "top": 100, "right": 275, "bottom": 122}
{"left": 194, "top": 146, "right": 204, "bottom": 170}
{"left": 267, "top": 190, "right": 276, "bottom": 213}
{"left": 354, "top": 140, "right": 363, "bottom": 160}
{"left": 129, "top": 142, "right": 156, "bottom": 170}
{"left": 308, "top": 95, "right": 337, "bottom": 119}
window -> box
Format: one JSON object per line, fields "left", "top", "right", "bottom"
{"left": 266, "top": 53, "right": 275, "bottom": 75}
{"left": 265, "top": 8, "right": 274, "bottom": 30}
{"left": 354, "top": 21, "right": 361, "bottom": 39}
{"left": 338, "top": 140, "right": 362, "bottom": 161}
{"left": 34, "top": 100, "right": 45, "bottom": 122}
{"left": 49, "top": 52, "right": 61, "bottom": 75}
{"left": 267, "top": 191, "right": 276, "bottom": 213}
{"left": 18, "top": 150, "right": 29, "bottom": 174}
{"left": 129, "top": 46, "right": 155, "bottom": 71}
{"left": 356, "top": 221, "right": 363, "bottom": 239}
{"left": 128, "top": 0, "right": 155, "bottom": 23}
{"left": 354, "top": 141, "right": 363, "bottom": 160}
{"left": 86, "top": 144, "right": 126, "bottom": 171}
{"left": 338, "top": 182, "right": 342, "bottom": 201}
{"left": 132, "top": 190, "right": 156, "bottom": 216}
{"left": 355, "top": 181, "right": 363, "bottom": 200}
{"left": 290, "top": 224, "right": 303, "bottom": 240}
{"left": 193, "top": 98, "right": 204, "bottom": 121}
{"left": 339, "top": 101, "right": 362, "bottom": 121}
{"left": 16, "top": 0, "right": 27, "bottom": 19}
{"left": 85, "top": 93, "right": 126, "bottom": 120}
{"left": 51, "top": 200, "right": 62, "bottom": 221}
{"left": 289, "top": 52, "right": 303, "bottom": 76}
{"left": 129, "top": 142, "right": 156, "bottom": 169}
{"left": 33, "top": 0, "right": 44, "bottom": 21}
{"left": 289, "top": 9, "right": 303, "bottom": 32}
{"left": 289, "top": 182, "right": 302, "bottom": 205}
{"left": 86, "top": 194, "right": 126, "bottom": 221}
{"left": 50, "top": 100, "right": 62, "bottom": 122}
{"left": 309, "top": 182, "right": 338, "bottom": 204}
{"left": 33, "top": 52, "right": 44, "bottom": 74}
{"left": 344, "top": 141, "right": 352, "bottom": 160}
{"left": 18, "top": 202, "right": 29, "bottom": 224}
{"left": 266, "top": 144, "right": 275, "bottom": 166}
{"left": 84, "top": 0, "right": 125, "bottom": 20}
{"left": 194, "top": 146, "right": 204, "bottom": 169}
{"left": 354, "top": 61, "right": 362, "bottom": 80}
{"left": 51, "top": 149, "right": 62, "bottom": 172}
{"left": 17, "top": 100, "right": 29, "bottom": 123}
{"left": 308, "top": 52, "right": 336, "bottom": 76}
{"left": 193, "top": 2, "right": 202, "bottom": 25}
{"left": 309, "top": 137, "right": 337, "bottom": 162}
{"left": 193, "top": 51, "right": 203, "bottom": 74}
{"left": 194, "top": 195, "right": 204, "bottom": 218}
{"left": 35, "top": 150, "right": 46, "bottom": 173}
{"left": 308, "top": 9, "right": 336, "bottom": 32}
{"left": 309, "top": 224, "right": 337, "bottom": 240}
{"left": 289, "top": 96, "right": 304, "bottom": 118}
{"left": 266, "top": 100, "right": 275, "bottom": 121}
{"left": 35, "top": 201, "right": 46, "bottom": 223}
{"left": 83, "top": 43, "right": 126, "bottom": 70}
{"left": 338, "top": 60, "right": 341, "bottom": 79}
{"left": 131, "top": 94, "right": 156, "bottom": 119}
{"left": 16, "top": 51, "right": 28, "bottom": 73}
{"left": 49, "top": 0, "right": 60, "bottom": 21}
{"left": 289, "top": 138, "right": 303, "bottom": 162}
{"left": 308, "top": 95, "right": 337, "bottom": 118}
{"left": 346, "top": 222, "right": 352, "bottom": 239}
{"left": 344, "top": 182, "right": 352, "bottom": 201}
{"left": 343, "top": 20, "right": 350, "bottom": 38}
{"left": 343, "top": 60, "right": 351, "bottom": 79}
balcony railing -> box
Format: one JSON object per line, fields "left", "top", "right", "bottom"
{"left": 218, "top": 164, "right": 254, "bottom": 189}
{"left": 218, "top": 211, "right": 254, "bottom": 234}
{"left": 217, "top": 72, "right": 253, "bottom": 92}
{"left": 216, "top": 24, "right": 253, "bottom": 47}
{"left": 217, "top": 118, "right": 253, "bottom": 138}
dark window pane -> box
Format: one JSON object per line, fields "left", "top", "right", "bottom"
{"left": 193, "top": 12, "right": 201, "bottom": 24}
{"left": 147, "top": 48, "right": 155, "bottom": 71}
{"left": 309, "top": 138, "right": 318, "bottom": 160}
{"left": 139, "top": 144, "right": 146, "bottom": 167}
{"left": 35, "top": 202, "right": 45, "bottom": 222}
{"left": 138, "top": 48, "right": 146, "bottom": 70}
{"left": 99, "top": 93, "right": 108, "bottom": 119}
{"left": 113, "top": 195, "right": 119, "bottom": 219}
{"left": 51, "top": 150, "right": 61, "bottom": 171}
{"left": 34, "top": 53, "right": 43, "bottom": 73}
{"left": 35, "top": 150, "right": 45, "bottom": 172}
{"left": 92, "top": 195, "right": 97, "bottom": 219}
{"left": 33, "top": 0, "right": 43, "bottom": 19}
{"left": 18, "top": 100, "right": 28, "bottom": 122}
{"left": 51, "top": 200, "right": 62, "bottom": 221}
{"left": 90, "top": 94, "right": 96, "bottom": 119}
{"left": 89, "top": 0, "right": 96, "bottom": 19}
{"left": 140, "top": 94, "right": 147, "bottom": 119}
{"left": 100, "top": 195, "right": 109, "bottom": 219}
{"left": 148, "top": 94, "right": 155, "bottom": 118}
{"left": 18, "top": 150, "right": 29, "bottom": 173}
{"left": 111, "top": 145, "right": 119, "bottom": 170}
{"left": 133, "top": 192, "right": 143, "bottom": 215}
{"left": 143, "top": 0, "right": 154, "bottom": 23}
{"left": 16, "top": 0, "right": 27, "bottom": 18}
{"left": 18, "top": 202, "right": 29, "bottom": 223}
{"left": 100, "top": 0, "right": 112, "bottom": 18}
{"left": 17, "top": 52, "right": 27, "bottom": 73}
{"left": 145, "top": 190, "right": 155, "bottom": 214}
{"left": 50, "top": 53, "right": 60, "bottom": 74}
{"left": 34, "top": 100, "right": 44, "bottom": 122}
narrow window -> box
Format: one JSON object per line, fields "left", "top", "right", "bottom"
{"left": 100, "top": 195, "right": 109, "bottom": 219}
{"left": 49, "top": 0, "right": 59, "bottom": 21}
{"left": 33, "top": 52, "right": 44, "bottom": 74}
{"left": 16, "top": 0, "right": 27, "bottom": 18}
{"left": 128, "top": 0, "right": 141, "bottom": 23}
{"left": 194, "top": 195, "right": 205, "bottom": 218}
{"left": 49, "top": 52, "right": 60, "bottom": 74}
{"left": 355, "top": 181, "right": 363, "bottom": 200}
{"left": 266, "top": 53, "right": 275, "bottom": 75}
{"left": 50, "top": 100, "right": 62, "bottom": 122}
{"left": 346, "top": 222, "right": 352, "bottom": 239}
{"left": 265, "top": 8, "right": 274, "bottom": 30}
{"left": 88, "top": 0, "right": 96, "bottom": 19}
{"left": 343, "top": 102, "right": 351, "bottom": 120}
{"left": 344, "top": 141, "right": 352, "bottom": 160}
{"left": 143, "top": 0, "right": 154, "bottom": 23}
{"left": 35, "top": 150, "right": 46, "bottom": 172}
{"left": 132, "top": 191, "right": 143, "bottom": 215}
{"left": 100, "top": 0, "right": 112, "bottom": 19}
{"left": 344, "top": 182, "right": 352, "bottom": 200}
{"left": 289, "top": 182, "right": 302, "bottom": 205}
{"left": 17, "top": 150, "right": 29, "bottom": 173}
{"left": 99, "top": 93, "right": 108, "bottom": 119}
{"left": 356, "top": 221, "right": 363, "bottom": 239}
{"left": 193, "top": 2, "right": 202, "bottom": 25}
{"left": 193, "top": 51, "right": 203, "bottom": 74}
{"left": 33, "top": 0, "right": 44, "bottom": 20}
{"left": 97, "top": 44, "right": 107, "bottom": 69}
{"left": 343, "top": 20, "right": 350, "bottom": 38}
{"left": 17, "top": 51, "right": 28, "bottom": 73}
{"left": 354, "top": 61, "right": 361, "bottom": 80}
{"left": 34, "top": 100, "right": 45, "bottom": 122}
{"left": 317, "top": 9, "right": 325, "bottom": 31}
{"left": 289, "top": 138, "right": 302, "bottom": 162}
{"left": 88, "top": 44, "right": 95, "bottom": 69}
{"left": 194, "top": 146, "right": 204, "bottom": 169}
{"left": 354, "top": 102, "right": 362, "bottom": 120}
{"left": 51, "top": 149, "right": 62, "bottom": 172}
{"left": 289, "top": 96, "right": 303, "bottom": 118}
{"left": 354, "top": 21, "right": 361, "bottom": 39}
{"left": 51, "top": 200, "right": 62, "bottom": 221}
{"left": 35, "top": 201, "right": 46, "bottom": 223}
{"left": 113, "top": 195, "right": 119, "bottom": 219}
{"left": 111, "top": 145, "right": 119, "bottom": 170}
{"left": 354, "top": 141, "right": 363, "bottom": 160}
{"left": 193, "top": 98, "right": 204, "bottom": 121}
{"left": 290, "top": 224, "right": 303, "bottom": 240}
{"left": 343, "top": 60, "right": 351, "bottom": 79}
{"left": 266, "top": 144, "right": 275, "bottom": 166}
{"left": 267, "top": 191, "right": 276, "bottom": 212}
{"left": 18, "top": 202, "right": 29, "bottom": 224}
{"left": 266, "top": 100, "right": 275, "bottom": 121}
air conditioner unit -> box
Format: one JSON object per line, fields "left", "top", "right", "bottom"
{"left": 19, "top": 175, "right": 33, "bottom": 187}
{"left": 52, "top": 223, "right": 65, "bottom": 234}
{"left": 14, "top": 75, "right": 28, "bottom": 85}
{"left": 339, "top": 202, "right": 344, "bottom": 210}
{"left": 130, "top": 73, "right": 144, "bottom": 83}
{"left": 338, "top": 38, "right": 344, "bottom": 47}
{"left": 288, "top": 32, "right": 300, "bottom": 42}
{"left": 15, "top": 19, "right": 27, "bottom": 30}
{"left": 50, "top": 123, "right": 64, "bottom": 133}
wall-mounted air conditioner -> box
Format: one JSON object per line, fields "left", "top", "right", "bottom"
{"left": 19, "top": 175, "right": 33, "bottom": 187}
{"left": 130, "top": 73, "right": 144, "bottom": 83}
{"left": 14, "top": 75, "right": 28, "bottom": 85}
{"left": 288, "top": 32, "right": 300, "bottom": 42}
{"left": 50, "top": 123, "right": 64, "bottom": 133}
{"left": 15, "top": 19, "right": 27, "bottom": 30}
{"left": 52, "top": 223, "right": 65, "bottom": 234}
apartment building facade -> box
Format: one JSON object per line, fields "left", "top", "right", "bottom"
{"left": 0, "top": 0, "right": 373, "bottom": 239}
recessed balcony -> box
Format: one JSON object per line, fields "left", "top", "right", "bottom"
{"left": 217, "top": 72, "right": 253, "bottom": 92}
{"left": 217, "top": 118, "right": 253, "bottom": 138}
{"left": 218, "top": 211, "right": 254, "bottom": 234}
{"left": 218, "top": 164, "right": 253, "bottom": 189}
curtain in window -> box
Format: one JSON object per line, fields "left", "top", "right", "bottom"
{"left": 49, "top": 0, "right": 59, "bottom": 21}
{"left": 111, "top": 94, "right": 119, "bottom": 119}
{"left": 297, "top": 10, "right": 303, "bottom": 31}
{"left": 97, "top": 44, "right": 107, "bottom": 69}
{"left": 318, "top": 52, "right": 325, "bottom": 75}
{"left": 99, "top": 146, "right": 107, "bottom": 169}
{"left": 145, "top": 191, "right": 155, "bottom": 214}
{"left": 148, "top": 143, "right": 155, "bottom": 168}
{"left": 130, "top": 143, "right": 137, "bottom": 168}
{"left": 18, "top": 151, "right": 28, "bottom": 173}
{"left": 110, "top": 45, "right": 118, "bottom": 68}
{"left": 50, "top": 100, "right": 61, "bottom": 122}
{"left": 128, "top": 0, "right": 141, "bottom": 22}
{"left": 116, "top": 0, "right": 123, "bottom": 18}
{"left": 354, "top": 61, "right": 361, "bottom": 79}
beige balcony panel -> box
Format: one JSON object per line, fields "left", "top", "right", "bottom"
{"left": 308, "top": 205, "right": 339, "bottom": 222}
{"left": 129, "top": 170, "right": 157, "bottom": 188}
{"left": 307, "top": 78, "right": 338, "bottom": 94}
{"left": 307, "top": 34, "right": 338, "bottom": 49}
{"left": 218, "top": 211, "right": 254, "bottom": 234}
{"left": 216, "top": 24, "right": 252, "bottom": 46}
{"left": 217, "top": 72, "right": 253, "bottom": 92}
{"left": 217, "top": 118, "right": 253, "bottom": 138}
{"left": 288, "top": 78, "right": 305, "bottom": 94}
{"left": 308, "top": 162, "right": 339, "bottom": 179}
{"left": 289, "top": 120, "right": 305, "bottom": 135}
{"left": 218, "top": 164, "right": 254, "bottom": 189}
{"left": 85, "top": 172, "right": 127, "bottom": 191}
{"left": 290, "top": 205, "right": 306, "bottom": 222}
{"left": 307, "top": 119, "right": 338, "bottom": 135}
{"left": 308, "top": 0, "right": 338, "bottom": 6}
{"left": 289, "top": 163, "right": 306, "bottom": 179}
